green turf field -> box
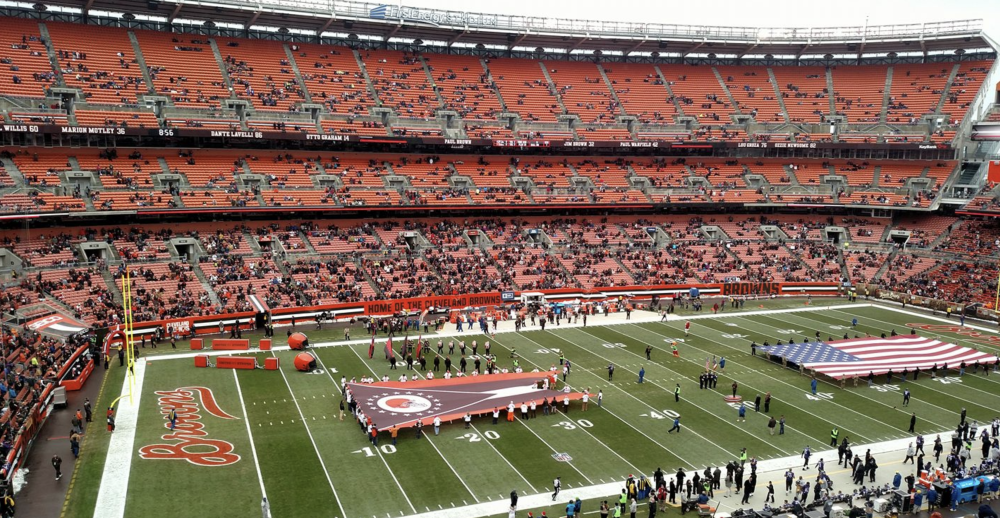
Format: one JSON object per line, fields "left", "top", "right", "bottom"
{"left": 65, "top": 301, "right": 1000, "bottom": 518}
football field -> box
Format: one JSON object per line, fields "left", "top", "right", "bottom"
{"left": 65, "top": 300, "right": 1000, "bottom": 518}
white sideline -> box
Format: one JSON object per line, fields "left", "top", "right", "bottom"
{"left": 93, "top": 360, "right": 146, "bottom": 518}
{"left": 233, "top": 370, "right": 267, "bottom": 503}
{"left": 396, "top": 429, "right": 948, "bottom": 518}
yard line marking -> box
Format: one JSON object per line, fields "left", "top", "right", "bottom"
{"left": 515, "top": 329, "right": 750, "bottom": 458}
{"left": 93, "top": 361, "right": 146, "bottom": 518}
{"left": 233, "top": 370, "right": 267, "bottom": 503}
{"left": 492, "top": 333, "right": 699, "bottom": 470}
{"left": 629, "top": 322, "right": 888, "bottom": 442}
{"left": 470, "top": 423, "right": 538, "bottom": 492}
{"left": 515, "top": 414, "right": 593, "bottom": 485}
{"left": 575, "top": 325, "right": 814, "bottom": 449}
{"left": 273, "top": 352, "right": 350, "bottom": 518}
{"left": 425, "top": 434, "right": 480, "bottom": 502}
{"left": 338, "top": 346, "right": 418, "bottom": 513}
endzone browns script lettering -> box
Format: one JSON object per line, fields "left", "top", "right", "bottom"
{"left": 138, "top": 386, "right": 241, "bottom": 467}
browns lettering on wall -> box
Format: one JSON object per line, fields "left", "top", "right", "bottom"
{"left": 721, "top": 282, "right": 782, "bottom": 296}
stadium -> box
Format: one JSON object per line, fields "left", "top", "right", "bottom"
{"left": 0, "top": 0, "right": 999, "bottom": 517}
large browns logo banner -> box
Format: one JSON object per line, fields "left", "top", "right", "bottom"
{"left": 26, "top": 313, "right": 87, "bottom": 339}
{"left": 138, "top": 387, "right": 240, "bottom": 467}
{"left": 347, "top": 372, "right": 582, "bottom": 430}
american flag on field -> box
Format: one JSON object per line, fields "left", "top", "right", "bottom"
{"left": 759, "top": 335, "right": 998, "bottom": 380}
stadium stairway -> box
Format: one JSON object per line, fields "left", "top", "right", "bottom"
{"left": 128, "top": 30, "right": 156, "bottom": 96}
{"left": 783, "top": 243, "right": 817, "bottom": 276}
{"left": 537, "top": 62, "right": 570, "bottom": 117}
{"left": 766, "top": 67, "right": 791, "bottom": 122}
{"left": 654, "top": 65, "right": 686, "bottom": 118}
{"left": 824, "top": 67, "right": 837, "bottom": 115}
{"left": 208, "top": 38, "right": 236, "bottom": 94}
{"left": 243, "top": 228, "right": 263, "bottom": 254}
{"left": 935, "top": 63, "right": 962, "bottom": 114}
{"left": 191, "top": 263, "right": 223, "bottom": 307}
{"left": 296, "top": 230, "right": 318, "bottom": 255}
{"left": 871, "top": 247, "right": 897, "bottom": 281}
{"left": 36, "top": 22, "right": 65, "bottom": 87}
{"left": 101, "top": 269, "right": 125, "bottom": 304}
{"left": 283, "top": 44, "right": 313, "bottom": 103}
{"left": 783, "top": 164, "right": 803, "bottom": 187}
{"left": 480, "top": 58, "right": 508, "bottom": 112}
{"left": 870, "top": 166, "right": 882, "bottom": 187}
{"left": 711, "top": 66, "right": 743, "bottom": 117}
{"left": 877, "top": 219, "right": 894, "bottom": 242}
{"left": 596, "top": 63, "right": 628, "bottom": 117}
{"left": 0, "top": 157, "right": 26, "bottom": 186}
{"left": 879, "top": 66, "right": 894, "bottom": 122}
{"left": 351, "top": 49, "right": 383, "bottom": 108}
{"left": 417, "top": 54, "right": 447, "bottom": 110}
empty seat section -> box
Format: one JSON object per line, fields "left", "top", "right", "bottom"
{"left": 715, "top": 66, "right": 784, "bottom": 122}
{"left": 831, "top": 65, "right": 887, "bottom": 123}
{"left": 573, "top": 159, "right": 631, "bottom": 188}
{"left": 423, "top": 53, "right": 502, "bottom": 119}
{"left": 601, "top": 63, "right": 676, "bottom": 123}
{"left": 360, "top": 50, "right": 438, "bottom": 119}
{"left": 746, "top": 160, "right": 791, "bottom": 185}
{"left": 0, "top": 18, "right": 57, "bottom": 97}
{"left": 162, "top": 151, "right": 242, "bottom": 188}
{"left": 389, "top": 156, "right": 452, "bottom": 187}
{"left": 390, "top": 125, "right": 442, "bottom": 136}
{"left": 164, "top": 116, "right": 241, "bottom": 129}
{"left": 216, "top": 37, "right": 305, "bottom": 111}
{"left": 660, "top": 64, "right": 735, "bottom": 123}
{"left": 687, "top": 160, "right": 745, "bottom": 187}
{"left": 487, "top": 58, "right": 561, "bottom": 122}
{"left": 262, "top": 190, "right": 334, "bottom": 207}
{"left": 886, "top": 63, "right": 951, "bottom": 124}
{"left": 292, "top": 43, "right": 374, "bottom": 115}
{"left": 827, "top": 160, "right": 876, "bottom": 187}
{"left": 320, "top": 119, "right": 387, "bottom": 136}
{"left": 12, "top": 150, "right": 72, "bottom": 184}
{"left": 577, "top": 127, "right": 631, "bottom": 140}
{"left": 942, "top": 61, "right": 992, "bottom": 124}
{"left": 47, "top": 22, "right": 147, "bottom": 105}
{"left": 515, "top": 158, "right": 574, "bottom": 188}
{"left": 91, "top": 190, "right": 173, "bottom": 210}
{"left": 449, "top": 155, "right": 512, "bottom": 188}
{"left": 243, "top": 152, "right": 317, "bottom": 188}
{"left": 770, "top": 66, "right": 829, "bottom": 123}
{"left": 464, "top": 124, "right": 516, "bottom": 139}
{"left": 543, "top": 61, "right": 617, "bottom": 123}
{"left": 319, "top": 154, "right": 389, "bottom": 188}
{"left": 7, "top": 111, "right": 68, "bottom": 125}
{"left": 75, "top": 149, "right": 157, "bottom": 188}
{"left": 135, "top": 30, "right": 230, "bottom": 107}
{"left": 74, "top": 109, "right": 159, "bottom": 128}
{"left": 180, "top": 190, "right": 257, "bottom": 208}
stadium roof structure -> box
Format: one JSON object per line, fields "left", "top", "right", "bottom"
{"left": 35, "top": 0, "right": 997, "bottom": 58}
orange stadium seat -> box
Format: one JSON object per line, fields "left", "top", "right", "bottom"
{"left": 487, "top": 58, "right": 562, "bottom": 122}
{"left": 134, "top": 29, "right": 231, "bottom": 107}
{"left": 47, "top": 22, "right": 148, "bottom": 106}
{"left": 423, "top": 53, "right": 503, "bottom": 119}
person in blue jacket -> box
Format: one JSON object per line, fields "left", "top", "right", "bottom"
{"left": 738, "top": 403, "right": 746, "bottom": 422}
{"left": 892, "top": 471, "right": 902, "bottom": 490}
{"left": 811, "top": 377, "right": 818, "bottom": 395}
